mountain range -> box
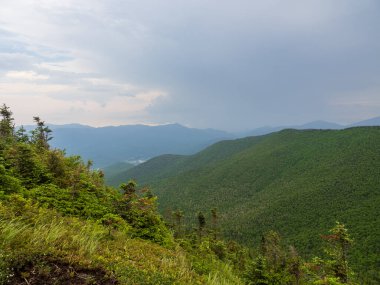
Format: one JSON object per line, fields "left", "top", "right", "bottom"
{"left": 45, "top": 124, "right": 230, "bottom": 167}
{"left": 26, "top": 116, "right": 379, "bottom": 168}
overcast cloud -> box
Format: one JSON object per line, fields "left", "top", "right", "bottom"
{"left": 0, "top": 0, "right": 379, "bottom": 130}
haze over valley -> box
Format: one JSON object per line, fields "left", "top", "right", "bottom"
{"left": 33, "top": 115, "right": 380, "bottom": 168}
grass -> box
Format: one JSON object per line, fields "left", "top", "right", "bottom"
{"left": 0, "top": 199, "right": 243, "bottom": 285}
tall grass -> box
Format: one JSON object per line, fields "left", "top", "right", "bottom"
{"left": 0, "top": 213, "right": 106, "bottom": 258}
{"left": 207, "top": 263, "right": 244, "bottom": 285}
{"left": 0, "top": 202, "right": 243, "bottom": 284}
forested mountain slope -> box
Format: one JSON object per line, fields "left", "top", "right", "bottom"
{"left": 114, "top": 127, "right": 380, "bottom": 280}
{"left": 108, "top": 135, "right": 265, "bottom": 186}
{"left": 103, "top": 161, "right": 135, "bottom": 185}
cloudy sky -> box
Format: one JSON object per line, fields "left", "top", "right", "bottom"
{"left": 1, "top": 0, "right": 379, "bottom": 131}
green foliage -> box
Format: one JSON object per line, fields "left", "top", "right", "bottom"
{"left": 25, "top": 184, "right": 114, "bottom": 218}
{"left": 0, "top": 106, "right": 245, "bottom": 284}
{"left": 300, "top": 223, "right": 359, "bottom": 285}
{"left": 0, "top": 106, "right": 375, "bottom": 284}
{"left": 0, "top": 200, "right": 201, "bottom": 284}
{"left": 0, "top": 104, "right": 14, "bottom": 139}
{"left": 99, "top": 213, "right": 130, "bottom": 236}
{"left": 0, "top": 164, "right": 23, "bottom": 194}
{"left": 244, "top": 231, "right": 294, "bottom": 285}
{"left": 3, "top": 142, "right": 51, "bottom": 187}
{"left": 323, "top": 222, "right": 353, "bottom": 283}
{"left": 15, "top": 125, "right": 29, "bottom": 143}
{"left": 245, "top": 256, "right": 270, "bottom": 285}
{"left": 120, "top": 179, "right": 137, "bottom": 196}
{"left": 103, "top": 161, "right": 135, "bottom": 184}
{"left": 30, "top": 116, "right": 52, "bottom": 149}
{"left": 125, "top": 195, "right": 174, "bottom": 246}
{"left": 170, "top": 210, "right": 251, "bottom": 282}
{"left": 118, "top": 127, "right": 380, "bottom": 282}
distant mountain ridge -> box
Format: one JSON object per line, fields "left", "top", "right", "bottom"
{"left": 20, "top": 116, "right": 380, "bottom": 168}
{"left": 240, "top": 120, "right": 344, "bottom": 137}
{"left": 46, "top": 123, "right": 231, "bottom": 167}
{"left": 349, "top": 116, "right": 380, "bottom": 127}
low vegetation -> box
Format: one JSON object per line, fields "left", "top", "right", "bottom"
{"left": 0, "top": 104, "right": 241, "bottom": 284}
{"left": 0, "top": 104, "right": 372, "bottom": 284}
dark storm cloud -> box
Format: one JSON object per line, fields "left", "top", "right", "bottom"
{"left": 94, "top": 0, "right": 380, "bottom": 129}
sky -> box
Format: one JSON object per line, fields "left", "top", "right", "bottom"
{"left": 0, "top": 0, "right": 379, "bottom": 131}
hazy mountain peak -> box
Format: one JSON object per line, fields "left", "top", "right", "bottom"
{"left": 349, "top": 116, "right": 380, "bottom": 127}
{"left": 298, "top": 120, "right": 343, "bottom": 129}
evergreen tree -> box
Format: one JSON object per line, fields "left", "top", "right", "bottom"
{"left": 260, "top": 230, "right": 284, "bottom": 271}
{"left": 172, "top": 209, "right": 184, "bottom": 238}
{"left": 197, "top": 211, "right": 206, "bottom": 239}
{"left": 86, "top": 159, "right": 93, "bottom": 171}
{"left": 5, "top": 143, "right": 50, "bottom": 187}
{"left": 245, "top": 255, "right": 269, "bottom": 285}
{"left": 15, "top": 126, "right": 29, "bottom": 143}
{"left": 0, "top": 104, "right": 15, "bottom": 139}
{"left": 117, "top": 180, "right": 137, "bottom": 218}
{"left": 211, "top": 207, "right": 219, "bottom": 239}
{"left": 31, "top": 116, "right": 52, "bottom": 149}
{"left": 288, "top": 246, "right": 302, "bottom": 285}
{"left": 322, "top": 222, "right": 353, "bottom": 283}
{"left": 120, "top": 179, "right": 137, "bottom": 196}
